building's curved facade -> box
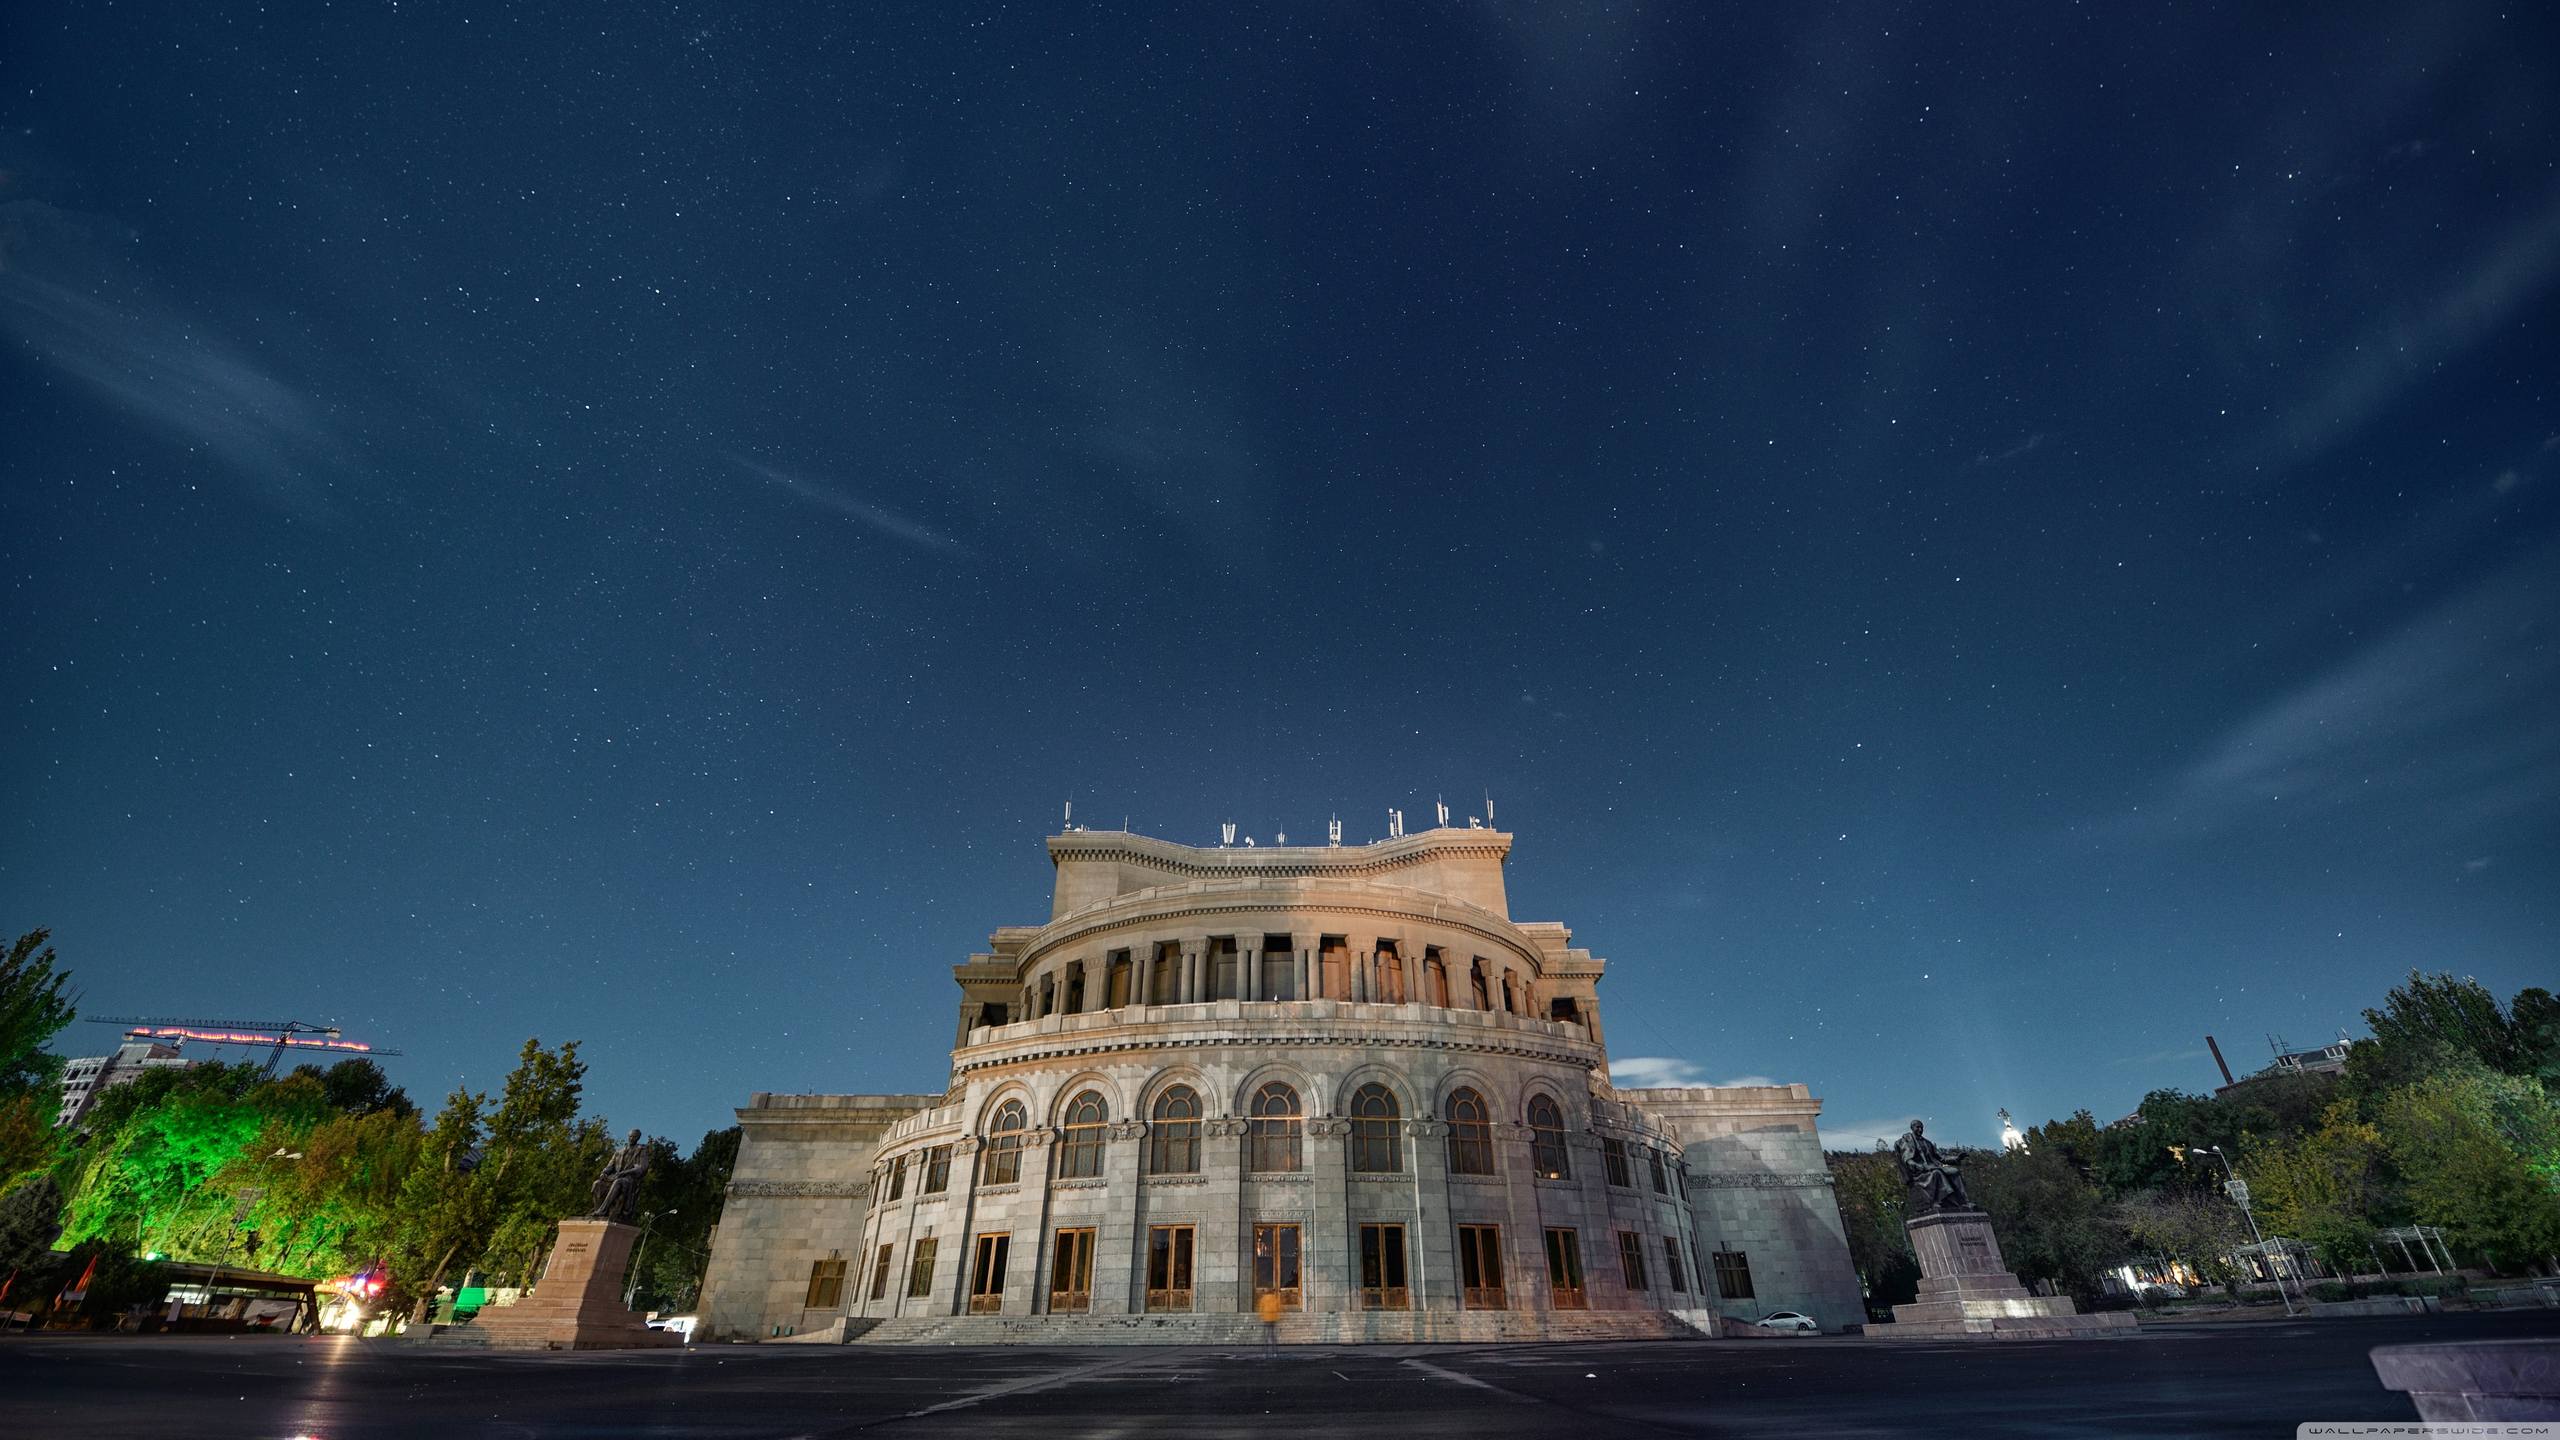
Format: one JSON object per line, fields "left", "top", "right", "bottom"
{"left": 696, "top": 827, "right": 1863, "bottom": 1341}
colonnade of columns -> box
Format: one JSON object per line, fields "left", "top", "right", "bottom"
{"left": 1018, "top": 937, "right": 1532, "bottom": 1022}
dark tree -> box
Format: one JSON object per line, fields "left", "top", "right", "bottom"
{"left": 0, "top": 929, "right": 76, "bottom": 1096}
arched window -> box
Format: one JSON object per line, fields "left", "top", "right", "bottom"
{"left": 981, "top": 1098, "right": 1028, "bottom": 1186}
{"left": 1149, "top": 1085, "right": 1201, "bottom": 1175}
{"left": 1056, "top": 1090, "right": 1107, "bottom": 1179}
{"left": 1248, "top": 1081, "right": 1302, "bottom": 1173}
{"left": 1445, "top": 1087, "right": 1493, "bottom": 1175}
{"left": 1527, "top": 1093, "right": 1570, "bottom": 1180}
{"left": 1349, "top": 1082, "right": 1401, "bottom": 1172}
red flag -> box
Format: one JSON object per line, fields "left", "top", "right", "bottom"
{"left": 0, "top": 1266, "right": 17, "bottom": 1307}
{"left": 59, "top": 1252, "right": 99, "bottom": 1306}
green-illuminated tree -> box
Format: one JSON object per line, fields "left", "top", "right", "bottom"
{"left": 2375, "top": 1065, "right": 2560, "bottom": 1270}
{"left": 2242, "top": 1100, "right": 2387, "bottom": 1271}
{"left": 0, "top": 1092, "right": 57, "bottom": 1187}
{"left": 0, "top": 928, "right": 76, "bottom": 1096}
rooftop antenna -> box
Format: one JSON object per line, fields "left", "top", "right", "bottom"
{"left": 1063, "top": 798, "right": 1074, "bottom": 831}
{"left": 1275, "top": 830, "right": 1286, "bottom": 845}
{"left": 1436, "top": 796, "right": 1450, "bottom": 828}
{"left": 1328, "top": 815, "right": 1342, "bottom": 847}
{"left": 1220, "top": 821, "right": 1237, "bottom": 847}
{"left": 1387, "top": 808, "right": 1404, "bottom": 839}
{"left": 1485, "top": 790, "right": 1495, "bottom": 826}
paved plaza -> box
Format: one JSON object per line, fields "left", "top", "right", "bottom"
{"left": 4, "top": 1311, "right": 2555, "bottom": 1438}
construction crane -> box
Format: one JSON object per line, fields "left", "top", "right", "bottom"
{"left": 84, "top": 1016, "right": 403, "bottom": 1077}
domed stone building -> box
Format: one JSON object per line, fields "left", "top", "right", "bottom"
{"left": 695, "top": 825, "right": 1863, "bottom": 1342}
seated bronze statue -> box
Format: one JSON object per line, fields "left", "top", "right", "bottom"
{"left": 1892, "top": 1119, "right": 1972, "bottom": 1215}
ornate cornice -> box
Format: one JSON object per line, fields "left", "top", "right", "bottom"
{"left": 1691, "top": 1171, "right": 1834, "bottom": 1189}
{"left": 954, "top": 1027, "right": 1599, "bottom": 1080}
{"left": 729, "top": 1179, "right": 868, "bottom": 1199}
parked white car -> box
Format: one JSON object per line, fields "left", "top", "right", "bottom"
{"left": 1754, "top": 1311, "right": 1819, "bottom": 1332}
{"left": 646, "top": 1314, "right": 698, "bottom": 1341}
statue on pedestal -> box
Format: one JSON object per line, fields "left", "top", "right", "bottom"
{"left": 587, "top": 1128, "right": 652, "bottom": 1224}
{"left": 1893, "top": 1119, "right": 1972, "bottom": 1216}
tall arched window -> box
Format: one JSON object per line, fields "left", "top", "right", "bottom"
{"left": 1248, "top": 1081, "right": 1302, "bottom": 1173}
{"left": 1445, "top": 1088, "right": 1493, "bottom": 1175}
{"left": 1149, "top": 1085, "right": 1201, "bottom": 1175}
{"left": 981, "top": 1098, "right": 1028, "bottom": 1186}
{"left": 1349, "top": 1082, "right": 1401, "bottom": 1172}
{"left": 1526, "top": 1093, "right": 1570, "bottom": 1180}
{"left": 1056, "top": 1090, "right": 1107, "bottom": 1179}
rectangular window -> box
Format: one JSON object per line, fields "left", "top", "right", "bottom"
{"left": 1146, "top": 1225, "right": 1196, "bottom": 1312}
{"left": 1663, "top": 1236, "right": 1687, "bottom": 1294}
{"left": 968, "top": 1233, "right": 1010, "bottom": 1314}
{"left": 923, "top": 1145, "right": 952, "bottom": 1194}
{"left": 1252, "top": 1223, "right": 1303, "bottom": 1311}
{"left": 1648, "top": 1148, "right": 1671, "bottom": 1195}
{"left": 1457, "top": 1224, "right": 1505, "bottom": 1310}
{"left": 1602, "top": 1138, "right": 1632, "bottom": 1188}
{"left": 1544, "top": 1228, "right": 1587, "bottom": 1310}
{"left": 885, "top": 1154, "right": 907, "bottom": 1202}
{"left": 1049, "top": 1228, "right": 1095, "bottom": 1314}
{"left": 906, "top": 1237, "right": 939, "bottom": 1299}
{"left": 868, "top": 1243, "right": 894, "bottom": 1301}
{"left": 1358, "top": 1223, "right": 1409, "bottom": 1310}
{"left": 1714, "top": 1249, "right": 1754, "bottom": 1301}
{"left": 1616, "top": 1232, "right": 1650, "bottom": 1293}
{"left": 804, "top": 1253, "right": 846, "bottom": 1309}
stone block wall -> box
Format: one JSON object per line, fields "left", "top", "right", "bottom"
{"left": 1621, "top": 1084, "right": 1866, "bottom": 1331}
{"left": 695, "top": 1092, "right": 939, "bottom": 1341}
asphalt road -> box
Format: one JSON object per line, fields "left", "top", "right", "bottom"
{"left": 4, "top": 1311, "right": 2554, "bottom": 1439}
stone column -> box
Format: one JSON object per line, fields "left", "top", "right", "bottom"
{"left": 1497, "top": 1121, "right": 1547, "bottom": 1308}
{"left": 1352, "top": 950, "right": 1370, "bottom": 1003}
{"left": 1409, "top": 1120, "right": 1457, "bottom": 1315}
{"left": 1307, "top": 1116, "right": 1354, "bottom": 1314}
{"left": 1241, "top": 939, "right": 1261, "bottom": 1002}
{"left": 1133, "top": 945, "right": 1152, "bottom": 1007}
{"left": 1089, "top": 1119, "right": 1146, "bottom": 1314}
{"left": 1295, "top": 946, "right": 1311, "bottom": 1001}
{"left": 1183, "top": 948, "right": 1201, "bottom": 1004}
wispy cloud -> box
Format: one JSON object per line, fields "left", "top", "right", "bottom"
{"left": 1820, "top": 1114, "right": 1924, "bottom": 1152}
{"left": 2146, "top": 546, "right": 2560, "bottom": 843}
{"left": 0, "top": 201, "right": 347, "bottom": 517}
{"left": 1608, "top": 1057, "right": 1783, "bottom": 1090}
{"left": 2265, "top": 192, "right": 2560, "bottom": 464}
{"left": 2111, "top": 1046, "right": 2209, "bottom": 1069}
{"left": 731, "top": 456, "right": 966, "bottom": 555}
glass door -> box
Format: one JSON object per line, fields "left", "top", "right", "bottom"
{"left": 1545, "top": 1228, "right": 1587, "bottom": 1309}
{"left": 968, "top": 1232, "right": 1010, "bottom": 1314}
{"left": 1359, "top": 1223, "right": 1409, "bottom": 1310}
{"left": 1252, "top": 1223, "right": 1302, "bottom": 1310}
{"left": 1457, "top": 1224, "right": 1505, "bottom": 1310}
{"left": 1049, "top": 1227, "right": 1095, "bottom": 1313}
{"left": 1146, "top": 1225, "right": 1195, "bottom": 1312}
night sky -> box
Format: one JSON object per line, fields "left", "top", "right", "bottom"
{"left": 5, "top": 3, "right": 2555, "bottom": 1150}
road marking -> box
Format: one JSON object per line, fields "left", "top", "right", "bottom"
{"left": 1398, "top": 1356, "right": 1535, "bottom": 1403}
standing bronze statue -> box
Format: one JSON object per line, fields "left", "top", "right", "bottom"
{"left": 1892, "top": 1119, "right": 1972, "bottom": 1215}
{"left": 587, "top": 1128, "right": 652, "bottom": 1223}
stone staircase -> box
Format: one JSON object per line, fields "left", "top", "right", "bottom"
{"left": 849, "top": 1308, "right": 1711, "bottom": 1346}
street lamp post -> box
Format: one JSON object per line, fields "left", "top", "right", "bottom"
{"left": 625, "top": 1209, "right": 676, "bottom": 1310}
{"left": 2187, "top": 1143, "right": 2298, "bottom": 1317}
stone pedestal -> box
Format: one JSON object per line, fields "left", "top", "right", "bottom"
{"left": 473, "top": 1220, "right": 679, "bottom": 1350}
{"left": 1872, "top": 1210, "right": 2134, "bottom": 1340}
